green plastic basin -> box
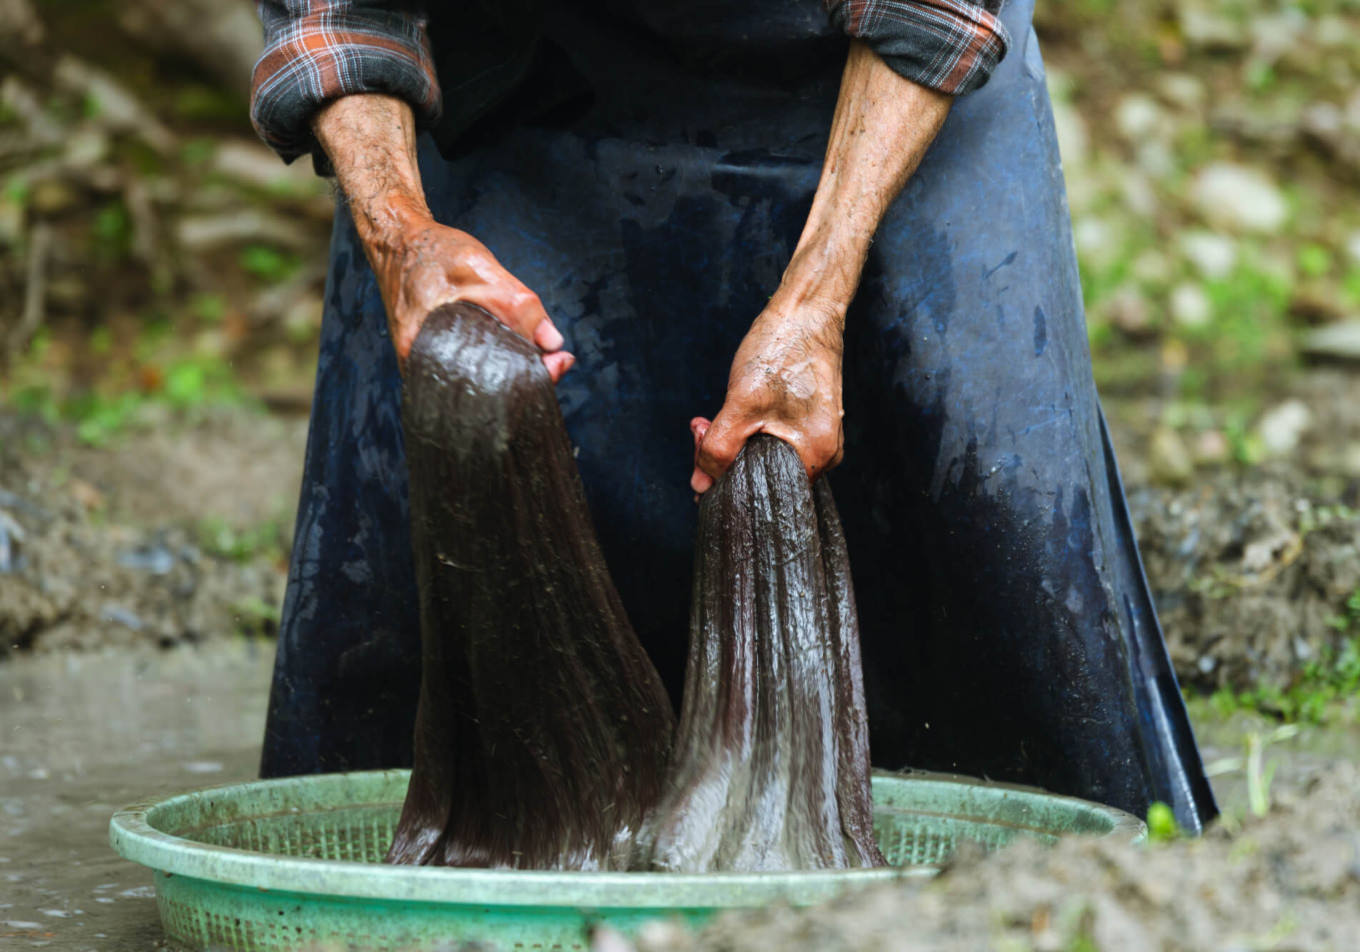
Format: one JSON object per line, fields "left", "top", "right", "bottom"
{"left": 110, "top": 769, "right": 1144, "bottom": 951}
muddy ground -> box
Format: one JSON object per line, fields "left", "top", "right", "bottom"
{"left": 0, "top": 409, "right": 303, "bottom": 655}
{"left": 2, "top": 641, "right": 1355, "bottom": 952}
{"left": 3, "top": 377, "right": 1360, "bottom": 951}
{"left": 620, "top": 759, "right": 1360, "bottom": 952}
{"left": 5, "top": 372, "right": 1360, "bottom": 695}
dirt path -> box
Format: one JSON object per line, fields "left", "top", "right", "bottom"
{"left": 0, "top": 410, "right": 304, "bottom": 655}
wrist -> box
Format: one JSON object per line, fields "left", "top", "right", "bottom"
{"left": 351, "top": 190, "right": 432, "bottom": 260}
{"left": 775, "top": 228, "right": 868, "bottom": 324}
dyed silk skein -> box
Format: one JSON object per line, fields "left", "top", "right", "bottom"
{"left": 387, "top": 303, "right": 674, "bottom": 869}
{"left": 634, "top": 436, "right": 885, "bottom": 871}
{"left": 388, "top": 306, "right": 883, "bottom": 872}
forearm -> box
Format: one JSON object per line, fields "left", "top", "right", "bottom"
{"left": 779, "top": 41, "right": 952, "bottom": 322}
{"left": 310, "top": 94, "right": 570, "bottom": 377}
{"left": 313, "top": 94, "right": 431, "bottom": 254}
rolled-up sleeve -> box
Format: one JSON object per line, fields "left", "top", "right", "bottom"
{"left": 825, "top": 0, "right": 1011, "bottom": 96}
{"left": 250, "top": 1, "right": 443, "bottom": 165}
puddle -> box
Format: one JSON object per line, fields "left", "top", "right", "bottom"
{"left": 0, "top": 642, "right": 273, "bottom": 951}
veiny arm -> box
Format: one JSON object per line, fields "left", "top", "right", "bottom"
{"left": 312, "top": 93, "right": 571, "bottom": 377}
{"left": 691, "top": 41, "right": 952, "bottom": 491}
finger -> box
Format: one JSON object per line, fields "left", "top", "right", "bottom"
{"left": 533, "top": 317, "right": 565, "bottom": 353}
{"left": 694, "top": 411, "right": 760, "bottom": 489}
{"left": 689, "top": 417, "right": 711, "bottom": 455}
{"left": 542, "top": 350, "right": 575, "bottom": 383}
{"left": 690, "top": 467, "right": 715, "bottom": 495}
{"left": 688, "top": 417, "right": 714, "bottom": 494}
{"left": 487, "top": 284, "right": 563, "bottom": 353}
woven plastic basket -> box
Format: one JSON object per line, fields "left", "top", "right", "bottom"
{"left": 110, "top": 769, "right": 1144, "bottom": 951}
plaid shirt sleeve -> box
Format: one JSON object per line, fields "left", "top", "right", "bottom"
{"left": 825, "top": 0, "right": 1011, "bottom": 96}
{"left": 250, "top": 1, "right": 443, "bottom": 165}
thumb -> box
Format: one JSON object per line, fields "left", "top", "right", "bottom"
{"left": 693, "top": 410, "right": 757, "bottom": 493}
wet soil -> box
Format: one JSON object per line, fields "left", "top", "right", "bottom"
{"left": 3, "top": 388, "right": 1358, "bottom": 698}
{"left": 0, "top": 642, "right": 273, "bottom": 951}
{"left": 628, "top": 760, "right": 1360, "bottom": 952}
{"left": 0, "top": 410, "right": 303, "bottom": 656}
{"left": 3, "top": 643, "right": 1355, "bottom": 951}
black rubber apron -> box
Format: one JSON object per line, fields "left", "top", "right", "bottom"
{"left": 260, "top": 0, "right": 1218, "bottom": 833}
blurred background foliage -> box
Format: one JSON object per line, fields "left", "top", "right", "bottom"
{"left": 1, "top": 0, "right": 332, "bottom": 443}
{"left": 2, "top": 0, "right": 1360, "bottom": 713}
{"left": 1035, "top": 0, "right": 1360, "bottom": 475}
{"left": 1, "top": 0, "right": 1359, "bottom": 452}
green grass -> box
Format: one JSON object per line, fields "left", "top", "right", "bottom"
{"left": 1206, "top": 629, "right": 1360, "bottom": 726}
{"left": 9, "top": 354, "right": 250, "bottom": 446}
{"left": 197, "top": 515, "right": 287, "bottom": 565}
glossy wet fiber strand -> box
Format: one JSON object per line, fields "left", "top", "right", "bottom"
{"left": 636, "top": 436, "right": 883, "bottom": 871}
{"left": 390, "top": 306, "right": 883, "bottom": 874}
{"left": 388, "top": 303, "right": 674, "bottom": 870}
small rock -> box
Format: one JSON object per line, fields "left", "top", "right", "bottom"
{"left": 1256, "top": 400, "right": 1312, "bottom": 457}
{"left": 1120, "top": 173, "right": 1158, "bottom": 218}
{"left": 1074, "top": 217, "right": 1117, "bottom": 269}
{"left": 1170, "top": 283, "right": 1212, "bottom": 329}
{"left": 1135, "top": 140, "right": 1175, "bottom": 179}
{"left": 1148, "top": 427, "right": 1194, "bottom": 486}
{"left": 116, "top": 544, "right": 176, "bottom": 576}
{"left": 591, "top": 925, "right": 639, "bottom": 952}
{"left": 1132, "top": 249, "right": 1171, "bottom": 285}
{"left": 1178, "top": 231, "right": 1237, "bottom": 279}
{"left": 1345, "top": 231, "right": 1360, "bottom": 266}
{"left": 1303, "top": 322, "right": 1360, "bottom": 362}
{"left": 1157, "top": 73, "right": 1206, "bottom": 110}
{"left": 1105, "top": 286, "right": 1153, "bottom": 339}
{"left": 1115, "top": 94, "right": 1164, "bottom": 141}
{"left": 1191, "top": 163, "right": 1288, "bottom": 233}
{"left": 1192, "top": 430, "right": 1230, "bottom": 466}
{"left": 99, "top": 604, "right": 144, "bottom": 631}
{"left": 0, "top": 510, "right": 24, "bottom": 574}
{"left": 1179, "top": 7, "right": 1248, "bottom": 51}
{"left": 1248, "top": 10, "right": 1308, "bottom": 66}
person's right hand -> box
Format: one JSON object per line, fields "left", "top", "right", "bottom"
{"left": 366, "top": 200, "right": 574, "bottom": 381}
{"left": 312, "top": 94, "right": 572, "bottom": 382}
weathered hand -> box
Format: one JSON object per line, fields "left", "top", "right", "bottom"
{"left": 369, "top": 201, "right": 573, "bottom": 381}
{"left": 690, "top": 299, "right": 845, "bottom": 493}
{"left": 687, "top": 41, "right": 951, "bottom": 493}
{"left": 311, "top": 94, "right": 572, "bottom": 382}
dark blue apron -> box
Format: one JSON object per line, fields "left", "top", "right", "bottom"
{"left": 260, "top": 0, "right": 1218, "bottom": 833}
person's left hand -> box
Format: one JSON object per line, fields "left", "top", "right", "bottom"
{"left": 690, "top": 297, "right": 845, "bottom": 493}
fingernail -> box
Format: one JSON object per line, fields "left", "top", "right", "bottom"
{"left": 541, "top": 324, "right": 565, "bottom": 351}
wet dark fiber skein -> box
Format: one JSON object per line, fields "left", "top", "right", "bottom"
{"left": 633, "top": 435, "right": 886, "bottom": 871}
{"left": 386, "top": 302, "right": 675, "bottom": 870}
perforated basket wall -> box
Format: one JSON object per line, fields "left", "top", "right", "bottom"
{"left": 112, "top": 769, "right": 1144, "bottom": 952}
